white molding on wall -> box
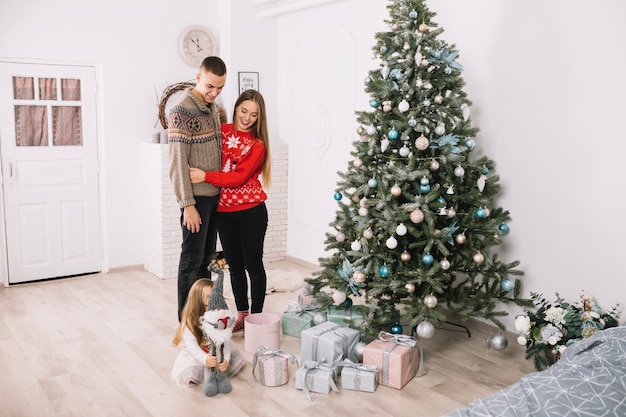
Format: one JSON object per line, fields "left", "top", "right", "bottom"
{"left": 254, "top": 0, "right": 343, "bottom": 17}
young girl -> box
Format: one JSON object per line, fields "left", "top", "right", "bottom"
{"left": 190, "top": 89, "right": 272, "bottom": 332}
{"left": 171, "top": 278, "right": 244, "bottom": 388}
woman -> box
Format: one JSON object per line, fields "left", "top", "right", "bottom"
{"left": 190, "top": 89, "right": 271, "bottom": 332}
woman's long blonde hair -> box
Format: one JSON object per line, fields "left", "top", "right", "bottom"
{"left": 234, "top": 89, "right": 272, "bottom": 188}
{"left": 172, "top": 278, "right": 214, "bottom": 346}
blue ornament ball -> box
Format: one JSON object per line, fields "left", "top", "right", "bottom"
{"left": 409, "top": 10, "right": 417, "bottom": 19}
{"left": 465, "top": 139, "right": 475, "bottom": 149}
{"left": 333, "top": 192, "right": 342, "bottom": 201}
{"left": 344, "top": 297, "right": 353, "bottom": 307}
{"left": 422, "top": 253, "right": 434, "bottom": 265}
{"left": 379, "top": 264, "right": 390, "bottom": 278}
{"left": 420, "top": 184, "right": 431, "bottom": 194}
{"left": 444, "top": 66, "right": 452, "bottom": 75}
{"left": 388, "top": 129, "right": 399, "bottom": 140}
{"left": 369, "top": 99, "right": 379, "bottom": 108}
{"left": 390, "top": 323, "right": 403, "bottom": 334}
{"left": 368, "top": 178, "right": 378, "bottom": 188}
{"left": 475, "top": 208, "right": 487, "bottom": 219}
{"left": 482, "top": 166, "right": 490, "bottom": 175}
{"left": 501, "top": 278, "right": 515, "bottom": 292}
{"left": 437, "top": 197, "right": 446, "bottom": 204}
{"left": 498, "top": 223, "right": 510, "bottom": 234}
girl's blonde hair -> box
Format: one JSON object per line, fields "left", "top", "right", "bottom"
{"left": 233, "top": 89, "right": 272, "bottom": 188}
{"left": 172, "top": 278, "right": 214, "bottom": 347}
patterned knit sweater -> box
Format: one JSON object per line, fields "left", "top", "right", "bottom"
{"left": 168, "top": 88, "right": 222, "bottom": 208}
{"left": 204, "top": 123, "right": 267, "bottom": 213}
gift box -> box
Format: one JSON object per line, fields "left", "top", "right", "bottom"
{"left": 301, "top": 321, "right": 360, "bottom": 364}
{"left": 281, "top": 302, "right": 318, "bottom": 338}
{"left": 362, "top": 331, "right": 424, "bottom": 389}
{"left": 340, "top": 360, "right": 379, "bottom": 393}
{"left": 295, "top": 360, "right": 338, "bottom": 400}
{"left": 244, "top": 313, "right": 281, "bottom": 353}
{"left": 326, "top": 304, "right": 366, "bottom": 329}
{"left": 252, "top": 346, "right": 298, "bottom": 387}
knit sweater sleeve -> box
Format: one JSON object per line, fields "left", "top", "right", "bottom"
{"left": 203, "top": 142, "right": 265, "bottom": 187}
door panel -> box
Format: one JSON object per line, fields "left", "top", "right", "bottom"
{"left": 0, "top": 62, "right": 102, "bottom": 284}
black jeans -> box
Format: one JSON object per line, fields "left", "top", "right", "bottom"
{"left": 177, "top": 195, "right": 219, "bottom": 321}
{"left": 217, "top": 203, "right": 268, "bottom": 313}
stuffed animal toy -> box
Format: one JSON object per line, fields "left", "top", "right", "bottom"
{"left": 199, "top": 267, "right": 236, "bottom": 397}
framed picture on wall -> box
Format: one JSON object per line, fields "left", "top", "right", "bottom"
{"left": 238, "top": 72, "right": 259, "bottom": 93}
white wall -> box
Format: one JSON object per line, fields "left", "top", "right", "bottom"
{"left": 274, "top": 0, "right": 626, "bottom": 329}
{"left": 1, "top": 0, "right": 625, "bottom": 329}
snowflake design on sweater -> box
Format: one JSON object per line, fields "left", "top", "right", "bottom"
{"left": 225, "top": 134, "right": 240, "bottom": 149}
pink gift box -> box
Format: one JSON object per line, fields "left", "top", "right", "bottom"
{"left": 252, "top": 347, "right": 298, "bottom": 387}
{"left": 362, "top": 332, "right": 423, "bottom": 389}
{"left": 245, "top": 313, "right": 281, "bottom": 353}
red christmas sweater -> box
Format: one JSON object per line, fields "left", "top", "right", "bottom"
{"left": 204, "top": 123, "right": 267, "bottom": 213}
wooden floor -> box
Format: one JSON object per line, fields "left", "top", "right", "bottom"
{"left": 0, "top": 259, "right": 536, "bottom": 417}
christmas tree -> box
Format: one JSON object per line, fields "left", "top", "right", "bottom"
{"left": 306, "top": 0, "right": 531, "bottom": 339}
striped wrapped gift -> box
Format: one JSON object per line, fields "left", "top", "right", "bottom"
{"left": 252, "top": 346, "right": 298, "bottom": 387}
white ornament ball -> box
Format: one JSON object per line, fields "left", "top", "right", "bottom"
{"left": 440, "top": 259, "right": 451, "bottom": 270}
{"left": 399, "top": 145, "right": 410, "bottom": 157}
{"left": 396, "top": 223, "right": 408, "bottom": 236}
{"left": 424, "top": 294, "right": 438, "bottom": 309}
{"left": 366, "top": 125, "right": 377, "bottom": 135}
{"left": 454, "top": 166, "right": 465, "bottom": 177}
{"left": 410, "top": 209, "right": 425, "bottom": 224}
{"left": 363, "top": 228, "right": 374, "bottom": 239}
{"left": 353, "top": 270, "right": 366, "bottom": 283}
{"left": 434, "top": 124, "right": 445, "bottom": 136}
{"left": 430, "top": 159, "right": 440, "bottom": 171}
{"left": 398, "top": 99, "right": 410, "bottom": 112}
{"left": 313, "top": 312, "right": 327, "bottom": 325}
{"left": 335, "top": 232, "right": 346, "bottom": 242}
{"left": 351, "top": 240, "right": 362, "bottom": 251}
{"left": 434, "top": 94, "right": 443, "bottom": 104}
{"left": 358, "top": 206, "right": 369, "bottom": 217}
{"left": 473, "top": 252, "right": 484, "bottom": 264}
{"left": 391, "top": 184, "right": 402, "bottom": 196}
{"left": 353, "top": 157, "right": 363, "bottom": 168}
{"left": 416, "top": 321, "right": 435, "bottom": 339}
{"left": 332, "top": 291, "right": 347, "bottom": 305}
{"left": 386, "top": 236, "right": 398, "bottom": 249}
{"left": 421, "top": 58, "right": 429, "bottom": 67}
{"left": 415, "top": 134, "right": 429, "bottom": 150}
{"left": 405, "top": 283, "right": 415, "bottom": 293}
{"left": 488, "top": 333, "right": 509, "bottom": 351}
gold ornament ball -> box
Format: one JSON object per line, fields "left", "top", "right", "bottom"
{"left": 391, "top": 184, "right": 402, "bottom": 196}
{"left": 455, "top": 233, "right": 466, "bottom": 244}
{"left": 418, "top": 22, "right": 428, "bottom": 32}
{"left": 421, "top": 59, "right": 429, "bottom": 66}
{"left": 473, "top": 252, "right": 484, "bottom": 264}
{"left": 356, "top": 125, "right": 365, "bottom": 135}
{"left": 403, "top": 42, "right": 410, "bottom": 51}
{"left": 353, "top": 270, "right": 366, "bottom": 283}
{"left": 415, "top": 134, "right": 430, "bottom": 150}
{"left": 434, "top": 94, "right": 443, "bottom": 104}
{"left": 424, "top": 294, "right": 438, "bottom": 308}
{"left": 430, "top": 159, "right": 440, "bottom": 171}
{"left": 405, "top": 283, "right": 415, "bottom": 293}
{"left": 400, "top": 250, "right": 412, "bottom": 262}
{"left": 363, "top": 228, "right": 374, "bottom": 239}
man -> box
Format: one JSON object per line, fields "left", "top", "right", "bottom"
{"left": 168, "top": 56, "right": 227, "bottom": 321}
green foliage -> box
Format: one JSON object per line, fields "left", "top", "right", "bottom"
{"left": 305, "top": 0, "right": 529, "bottom": 338}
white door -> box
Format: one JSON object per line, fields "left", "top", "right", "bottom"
{"left": 0, "top": 62, "right": 102, "bottom": 284}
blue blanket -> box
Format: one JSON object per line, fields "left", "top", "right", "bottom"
{"left": 444, "top": 325, "right": 626, "bottom": 417}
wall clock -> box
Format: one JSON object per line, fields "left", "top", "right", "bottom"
{"left": 179, "top": 25, "right": 218, "bottom": 67}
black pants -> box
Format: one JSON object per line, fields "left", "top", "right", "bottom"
{"left": 217, "top": 203, "right": 268, "bottom": 313}
{"left": 177, "top": 195, "right": 219, "bottom": 321}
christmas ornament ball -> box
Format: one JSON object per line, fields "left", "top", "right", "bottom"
{"left": 440, "top": 258, "right": 451, "bottom": 270}
{"left": 424, "top": 294, "right": 438, "bottom": 309}
{"left": 434, "top": 124, "right": 445, "bottom": 136}
{"left": 418, "top": 22, "right": 428, "bottom": 32}
{"left": 368, "top": 178, "right": 378, "bottom": 188}
{"left": 353, "top": 270, "right": 366, "bottom": 283}
{"left": 401, "top": 250, "right": 411, "bottom": 263}
{"left": 430, "top": 159, "right": 440, "bottom": 171}
{"left": 353, "top": 341, "right": 367, "bottom": 362}
{"left": 379, "top": 264, "right": 390, "bottom": 278}
{"left": 358, "top": 206, "right": 369, "bottom": 217}
{"left": 415, "top": 134, "right": 429, "bottom": 150}
{"left": 333, "top": 192, "right": 342, "bottom": 201}
{"left": 366, "top": 125, "right": 377, "bottom": 135}
{"left": 335, "top": 232, "right": 346, "bottom": 242}
{"left": 396, "top": 223, "right": 408, "bottom": 236}
{"left": 501, "top": 278, "right": 515, "bottom": 292}
{"left": 369, "top": 99, "right": 379, "bottom": 108}
{"left": 390, "top": 323, "right": 403, "bottom": 334}
{"left": 455, "top": 233, "right": 466, "bottom": 244}
{"left": 422, "top": 253, "right": 434, "bottom": 265}
{"left": 410, "top": 209, "right": 425, "bottom": 224}
{"left": 415, "top": 320, "right": 435, "bottom": 339}
{"left": 363, "top": 228, "right": 374, "bottom": 239}
{"left": 488, "top": 333, "right": 509, "bottom": 351}
{"left": 405, "top": 282, "right": 415, "bottom": 293}
{"left": 386, "top": 236, "right": 398, "bottom": 249}
{"left": 391, "top": 184, "right": 402, "bottom": 196}
{"left": 454, "top": 166, "right": 465, "bottom": 177}
{"left": 350, "top": 240, "right": 362, "bottom": 251}
{"left": 473, "top": 252, "right": 485, "bottom": 264}
{"left": 313, "top": 312, "right": 327, "bottom": 325}
{"left": 332, "top": 291, "right": 347, "bottom": 305}
{"left": 353, "top": 157, "right": 363, "bottom": 168}
{"left": 398, "top": 99, "right": 410, "bottom": 112}
{"left": 475, "top": 208, "right": 487, "bottom": 219}
{"left": 498, "top": 223, "right": 510, "bottom": 234}
{"left": 399, "top": 145, "right": 410, "bottom": 157}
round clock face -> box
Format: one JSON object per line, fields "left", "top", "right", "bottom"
{"left": 179, "top": 26, "right": 217, "bottom": 67}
